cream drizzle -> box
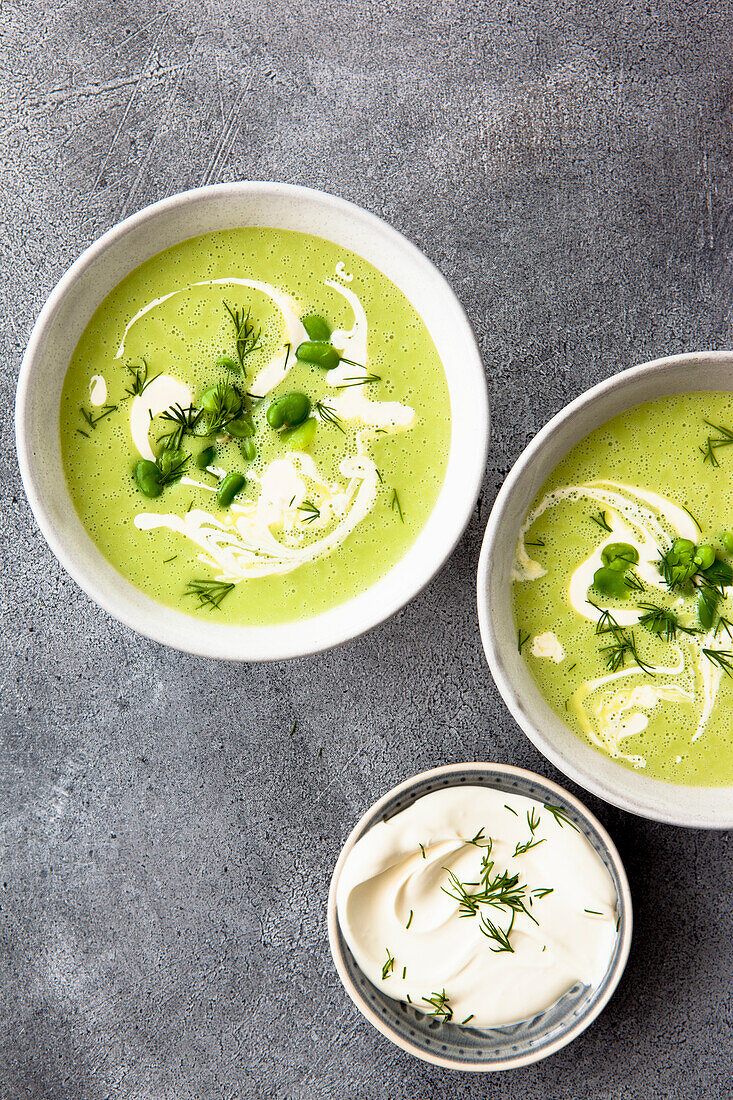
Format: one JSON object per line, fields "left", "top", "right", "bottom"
{"left": 128, "top": 268, "right": 415, "bottom": 582}
{"left": 517, "top": 480, "right": 725, "bottom": 766}
{"left": 136, "top": 454, "right": 379, "bottom": 579}
{"left": 89, "top": 375, "right": 107, "bottom": 406}
{"left": 129, "top": 375, "right": 192, "bottom": 462}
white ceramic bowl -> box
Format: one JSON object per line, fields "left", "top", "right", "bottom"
{"left": 16, "top": 183, "right": 488, "bottom": 661}
{"left": 477, "top": 350, "right": 733, "bottom": 828}
{"left": 328, "top": 763, "right": 632, "bottom": 1072}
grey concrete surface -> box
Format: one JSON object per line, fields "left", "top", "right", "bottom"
{"left": 2, "top": 1, "right": 733, "bottom": 1097}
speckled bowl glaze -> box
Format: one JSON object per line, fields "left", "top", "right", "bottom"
{"left": 477, "top": 351, "right": 733, "bottom": 828}
{"left": 15, "top": 182, "right": 488, "bottom": 661}
{"left": 327, "top": 763, "right": 632, "bottom": 1072}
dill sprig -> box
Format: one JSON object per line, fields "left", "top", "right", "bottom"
{"left": 156, "top": 452, "right": 189, "bottom": 487}
{"left": 513, "top": 807, "right": 546, "bottom": 857}
{"left": 421, "top": 989, "right": 452, "bottom": 1022}
{"left": 700, "top": 420, "right": 733, "bottom": 466}
{"left": 391, "top": 489, "right": 404, "bottom": 522}
{"left": 717, "top": 616, "right": 733, "bottom": 641}
{"left": 467, "top": 828, "right": 491, "bottom": 847}
{"left": 314, "top": 400, "right": 345, "bottom": 433}
{"left": 80, "top": 404, "right": 117, "bottom": 430}
{"left": 637, "top": 602, "right": 699, "bottom": 642}
{"left": 381, "top": 948, "right": 395, "bottom": 980}
{"left": 590, "top": 510, "right": 612, "bottom": 533}
{"left": 206, "top": 381, "right": 245, "bottom": 434}
{"left": 336, "top": 372, "right": 382, "bottom": 388}
{"left": 592, "top": 605, "right": 655, "bottom": 676}
{"left": 223, "top": 302, "right": 262, "bottom": 374}
{"left": 623, "top": 571, "right": 645, "bottom": 593}
{"left": 442, "top": 839, "right": 536, "bottom": 926}
{"left": 298, "top": 501, "right": 321, "bottom": 524}
{"left": 480, "top": 910, "right": 515, "bottom": 952}
{"left": 544, "top": 803, "right": 579, "bottom": 831}
{"left": 185, "top": 578, "right": 235, "bottom": 610}
{"left": 600, "top": 628, "right": 654, "bottom": 674}
{"left": 702, "top": 649, "right": 733, "bottom": 677}
{"left": 157, "top": 403, "right": 203, "bottom": 451}
{"left": 123, "top": 358, "right": 157, "bottom": 397}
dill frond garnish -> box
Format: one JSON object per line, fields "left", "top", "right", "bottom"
{"left": 513, "top": 807, "right": 545, "bottom": 858}
{"left": 223, "top": 302, "right": 262, "bottom": 375}
{"left": 157, "top": 403, "right": 203, "bottom": 451}
{"left": 391, "top": 489, "right": 404, "bottom": 522}
{"left": 591, "top": 604, "right": 655, "bottom": 676}
{"left": 314, "top": 400, "right": 345, "bottom": 433}
{"left": 480, "top": 911, "right": 515, "bottom": 952}
{"left": 702, "top": 649, "right": 733, "bottom": 677}
{"left": 336, "top": 373, "right": 382, "bottom": 388}
{"left": 185, "top": 578, "right": 235, "bottom": 610}
{"left": 590, "top": 510, "right": 612, "bottom": 533}
{"left": 298, "top": 501, "right": 320, "bottom": 524}
{"left": 637, "top": 603, "right": 699, "bottom": 642}
{"left": 80, "top": 404, "right": 117, "bottom": 430}
{"left": 543, "top": 803, "right": 579, "bottom": 831}
{"left": 421, "top": 989, "right": 452, "bottom": 1021}
{"left": 700, "top": 420, "right": 733, "bottom": 466}
{"left": 123, "top": 358, "right": 157, "bottom": 397}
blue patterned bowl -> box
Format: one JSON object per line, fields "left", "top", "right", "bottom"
{"left": 327, "top": 763, "right": 632, "bottom": 1072}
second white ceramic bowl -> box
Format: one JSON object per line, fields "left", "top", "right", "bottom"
{"left": 16, "top": 183, "right": 488, "bottom": 660}
{"left": 328, "top": 763, "right": 632, "bottom": 1072}
{"left": 477, "top": 350, "right": 733, "bottom": 828}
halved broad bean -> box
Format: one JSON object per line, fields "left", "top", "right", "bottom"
{"left": 601, "top": 542, "right": 639, "bottom": 568}
{"left": 698, "top": 587, "right": 719, "bottom": 630}
{"left": 217, "top": 472, "right": 246, "bottom": 508}
{"left": 693, "top": 544, "right": 716, "bottom": 570}
{"left": 158, "top": 448, "right": 186, "bottom": 479}
{"left": 593, "top": 566, "right": 631, "bottom": 598}
{"left": 216, "top": 355, "right": 240, "bottom": 373}
{"left": 302, "top": 314, "right": 331, "bottom": 341}
{"left": 282, "top": 417, "right": 317, "bottom": 451}
{"left": 240, "top": 438, "right": 256, "bottom": 462}
{"left": 295, "top": 341, "right": 341, "bottom": 370}
{"left": 671, "top": 537, "right": 696, "bottom": 560}
{"left": 201, "top": 383, "right": 240, "bottom": 415}
{"left": 722, "top": 530, "right": 733, "bottom": 554}
{"left": 267, "top": 392, "right": 311, "bottom": 430}
{"left": 134, "top": 459, "right": 163, "bottom": 498}
{"left": 226, "top": 417, "right": 255, "bottom": 439}
{"left": 195, "top": 445, "right": 216, "bottom": 470}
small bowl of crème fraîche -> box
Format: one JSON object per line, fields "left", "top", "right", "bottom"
{"left": 327, "top": 762, "right": 632, "bottom": 1072}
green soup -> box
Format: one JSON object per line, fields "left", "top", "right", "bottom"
{"left": 60, "top": 228, "right": 451, "bottom": 624}
{"left": 513, "top": 392, "right": 733, "bottom": 786}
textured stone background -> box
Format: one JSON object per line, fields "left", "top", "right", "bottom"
{"left": 2, "top": 0, "right": 733, "bottom": 1097}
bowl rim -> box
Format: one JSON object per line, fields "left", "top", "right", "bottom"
{"left": 326, "top": 761, "right": 633, "bottom": 1072}
{"left": 15, "top": 181, "right": 489, "bottom": 661}
{"left": 477, "top": 350, "right": 733, "bottom": 827}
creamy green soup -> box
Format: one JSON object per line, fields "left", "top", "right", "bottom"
{"left": 60, "top": 228, "right": 450, "bottom": 624}
{"left": 513, "top": 392, "right": 733, "bottom": 786}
